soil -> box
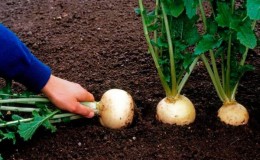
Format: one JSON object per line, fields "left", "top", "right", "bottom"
{"left": 0, "top": 0, "right": 259, "bottom": 159}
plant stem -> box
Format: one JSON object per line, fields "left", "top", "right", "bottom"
{"left": 231, "top": 0, "right": 235, "bottom": 13}
{"left": 161, "top": 1, "right": 177, "bottom": 97}
{"left": 221, "top": 52, "right": 226, "bottom": 91}
{"left": 177, "top": 70, "right": 185, "bottom": 85}
{"left": 81, "top": 102, "right": 99, "bottom": 114}
{"left": 225, "top": 1, "right": 236, "bottom": 99}
{"left": 200, "top": 54, "right": 228, "bottom": 102}
{"left": 240, "top": 47, "right": 249, "bottom": 66}
{"left": 0, "top": 106, "right": 39, "bottom": 112}
{"left": 252, "top": 20, "right": 256, "bottom": 29}
{"left": 230, "top": 47, "right": 249, "bottom": 99}
{"left": 0, "top": 117, "right": 34, "bottom": 127}
{"left": 50, "top": 115, "right": 82, "bottom": 123}
{"left": 198, "top": 0, "right": 228, "bottom": 102}
{"left": 154, "top": 0, "right": 159, "bottom": 58}
{"left": 0, "top": 93, "right": 43, "bottom": 98}
{"left": 226, "top": 35, "right": 232, "bottom": 98}
{"left": 0, "top": 110, "right": 59, "bottom": 127}
{"left": 0, "top": 112, "right": 81, "bottom": 128}
{"left": 209, "top": 50, "right": 226, "bottom": 98}
{"left": 239, "top": 20, "right": 256, "bottom": 66}
{"left": 199, "top": 0, "right": 207, "bottom": 32}
{"left": 0, "top": 99, "right": 99, "bottom": 114}
{"left": 0, "top": 98, "right": 49, "bottom": 104}
{"left": 231, "top": 20, "right": 257, "bottom": 99}
{"left": 138, "top": 0, "right": 171, "bottom": 96}
{"left": 177, "top": 57, "right": 199, "bottom": 94}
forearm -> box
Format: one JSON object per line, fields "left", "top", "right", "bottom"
{"left": 0, "top": 24, "right": 51, "bottom": 92}
{"left": 0, "top": 24, "right": 95, "bottom": 118}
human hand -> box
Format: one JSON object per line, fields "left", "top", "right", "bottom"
{"left": 41, "top": 75, "right": 95, "bottom": 118}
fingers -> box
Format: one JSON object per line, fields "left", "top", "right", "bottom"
{"left": 77, "top": 90, "right": 95, "bottom": 102}
{"left": 76, "top": 87, "right": 95, "bottom": 102}
{"left": 41, "top": 74, "right": 96, "bottom": 118}
{"left": 69, "top": 102, "right": 95, "bottom": 118}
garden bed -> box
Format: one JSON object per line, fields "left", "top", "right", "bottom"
{"left": 0, "top": 0, "right": 259, "bottom": 159}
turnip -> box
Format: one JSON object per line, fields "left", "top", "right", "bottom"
{"left": 83, "top": 89, "right": 134, "bottom": 129}
{"left": 156, "top": 95, "right": 195, "bottom": 125}
{"left": 0, "top": 84, "right": 134, "bottom": 142}
{"left": 138, "top": 0, "right": 199, "bottom": 125}
{"left": 218, "top": 102, "right": 249, "bottom": 126}
{"left": 195, "top": 0, "right": 258, "bottom": 125}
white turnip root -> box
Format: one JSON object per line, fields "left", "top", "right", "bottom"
{"left": 156, "top": 95, "right": 196, "bottom": 125}
{"left": 218, "top": 102, "right": 249, "bottom": 126}
{"left": 85, "top": 89, "right": 135, "bottom": 129}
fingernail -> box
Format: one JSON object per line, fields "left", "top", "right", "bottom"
{"left": 86, "top": 111, "right": 95, "bottom": 118}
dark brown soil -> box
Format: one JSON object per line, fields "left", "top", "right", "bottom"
{"left": 0, "top": 0, "right": 259, "bottom": 159}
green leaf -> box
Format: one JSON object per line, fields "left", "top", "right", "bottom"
{"left": 162, "top": 0, "right": 184, "bottom": 17}
{"left": 0, "top": 130, "right": 16, "bottom": 144}
{"left": 158, "top": 56, "right": 171, "bottom": 83}
{"left": 215, "top": 2, "right": 232, "bottom": 27}
{"left": 214, "top": 46, "right": 225, "bottom": 58}
{"left": 224, "top": 15, "right": 256, "bottom": 48}
{"left": 60, "top": 117, "right": 71, "bottom": 123}
{"left": 236, "top": 20, "right": 257, "bottom": 49}
{"left": 12, "top": 114, "right": 23, "bottom": 121}
{"left": 247, "top": 0, "right": 260, "bottom": 20}
{"left": 140, "top": 8, "right": 156, "bottom": 26}
{"left": 18, "top": 116, "right": 44, "bottom": 141}
{"left": 230, "top": 15, "right": 244, "bottom": 31}
{"left": 183, "top": 53, "right": 194, "bottom": 71}
{"left": 171, "top": 14, "right": 200, "bottom": 45}
{"left": 171, "top": 16, "right": 185, "bottom": 38}
{"left": 182, "top": 16, "right": 200, "bottom": 45}
{"left": 194, "top": 34, "right": 223, "bottom": 55}
{"left": 0, "top": 154, "right": 3, "bottom": 160}
{"left": 151, "top": 37, "right": 168, "bottom": 48}
{"left": 18, "top": 111, "right": 57, "bottom": 141}
{"left": 183, "top": 0, "right": 198, "bottom": 19}
{"left": 134, "top": 7, "right": 141, "bottom": 15}
{"left": 207, "top": 19, "right": 218, "bottom": 35}
{"left": 174, "top": 41, "right": 187, "bottom": 53}
{"left": 20, "top": 90, "right": 37, "bottom": 98}
{"left": 0, "top": 79, "right": 12, "bottom": 99}
{"left": 142, "top": 9, "right": 158, "bottom": 32}
{"left": 147, "top": 23, "right": 159, "bottom": 32}
{"left": 146, "top": 10, "right": 156, "bottom": 24}
{"left": 42, "top": 120, "right": 56, "bottom": 133}
{"left": 230, "top": 63, "right": 255, "bottom": 89}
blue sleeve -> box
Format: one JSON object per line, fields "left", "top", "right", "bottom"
{"left": 0, "top": 24, "right": 51, "bottom": 93}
